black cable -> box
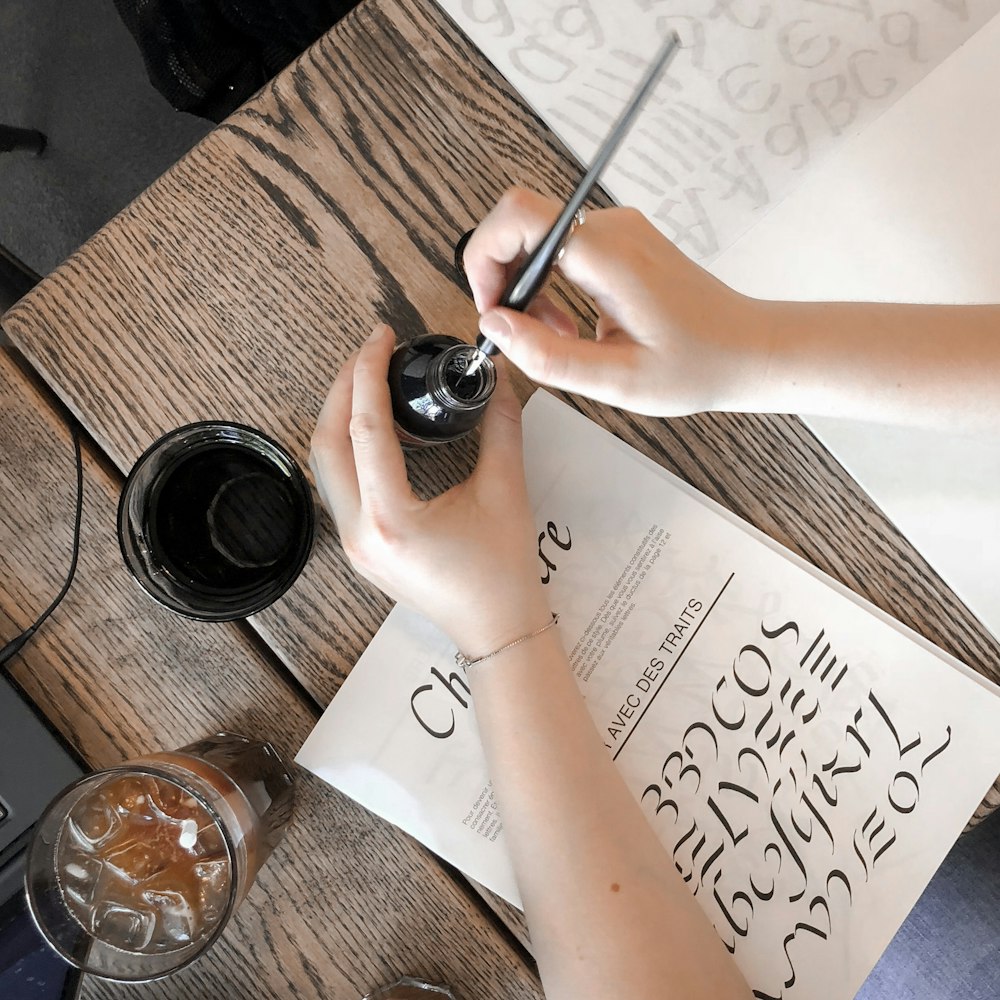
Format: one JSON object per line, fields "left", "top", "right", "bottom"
{"left": 0, "top": 417, "right": 84, "bottom": 666}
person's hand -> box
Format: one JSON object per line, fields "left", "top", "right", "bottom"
{"left": 463, "top": 187, "right": 763, "bottom": 417}
{"left": 310, "top": 324, "right": 551, "bottom": 658}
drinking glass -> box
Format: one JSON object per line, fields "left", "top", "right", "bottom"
{"left": 118, "top": 422, "right": 315, "bottom": 621}
{"left": 26, "top": 733, "right": 294, "bottom": 982}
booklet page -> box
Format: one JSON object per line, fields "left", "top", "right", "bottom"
{"left": 298, "top": 391, "right": 1000, "bottom": 1000}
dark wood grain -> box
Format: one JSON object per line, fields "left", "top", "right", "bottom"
{"left": 0, "top": 348, "right": 539, "bottom": 998}
{"left": 3, "top": 0, "right": 998, "bottom": 954}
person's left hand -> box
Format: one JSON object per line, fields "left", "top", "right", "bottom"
{"left": 310, "top": 325, "right": 552, "bottom": 659}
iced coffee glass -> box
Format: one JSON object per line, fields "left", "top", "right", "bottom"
{"left": 25, "top": 733, "right": 294, "bottom": 982}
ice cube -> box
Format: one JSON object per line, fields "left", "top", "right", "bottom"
{"left": 193, "top": 819, "right": 225, "bottom": 858}
{"left": 193, "top": 856, "right": 229, "bottom": 884}
{"left": 91, "top": 900, "right": 156, "bottom": 951}
{"left": 103, "top": 835, "right": 165, "bottom": 883}
{"left": 145, "top": 776, "right": 185, "bottom": 821}
{"left": 65, "top": 801, "right": 120, "bottom": 849}
{"left": 112, "top": 776, "right": 155, "bottom": 816}
{"left": 141, "top": 888, "right": 196, "bottom": 945}
{"left": 60, "top": 855, "right": 104, "bottom": 905}
{"left": 192, "top": 856, "right": 230, "bottom": 925}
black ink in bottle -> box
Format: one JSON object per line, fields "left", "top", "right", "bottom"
{"left": 388, "top": 334, "right": 497, "bottom": 448}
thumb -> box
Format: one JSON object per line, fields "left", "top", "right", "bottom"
{"left": 479, "top": 308, "right": 635, "bottom": 402}
{"left": 473, "top": 364, "right": 524, "bottom": 483}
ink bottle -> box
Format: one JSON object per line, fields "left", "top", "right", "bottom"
{"left": 387, "top": 334, "right": 497, "bottom": 448}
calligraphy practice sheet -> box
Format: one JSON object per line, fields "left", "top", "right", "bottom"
{"left": 437, "top": 0, "right": 1000, "bottom": 261}
{"left": 298, "top": 391, "right": 1000, "bottom": 1000}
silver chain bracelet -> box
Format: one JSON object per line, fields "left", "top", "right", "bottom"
{"left": 455, "top": 614, "right": 560, "bottom": 673}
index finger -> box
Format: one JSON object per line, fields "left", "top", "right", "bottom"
{"left": 463, "top": 188, "right": 560, "bottom": 313}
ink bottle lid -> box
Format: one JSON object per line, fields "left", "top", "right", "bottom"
{"left": 388, "top": 334, "right": 497, "bottom": 448}
{"left": 453, "top": 229, "right": 475, "bottom": 289}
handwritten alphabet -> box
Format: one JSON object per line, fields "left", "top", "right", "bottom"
{"left": 637, "top": 611, "right": 953, "bottom": 993}
{"left": 446, "top": 0, "right": 996, "bottom": 260}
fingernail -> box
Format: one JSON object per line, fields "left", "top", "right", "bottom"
{"left": 479, "top": 311, "right": 510, "bottom": 346}
{"left": 367, "top": 328, "right": 393, "bottom": 352}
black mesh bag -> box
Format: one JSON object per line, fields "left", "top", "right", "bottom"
{"left": 114, "top": 0, "right": 353, "bottom": 121}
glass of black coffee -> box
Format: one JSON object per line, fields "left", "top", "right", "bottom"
{"left": 118, "top": 423, "right": 315, "bottom": 621}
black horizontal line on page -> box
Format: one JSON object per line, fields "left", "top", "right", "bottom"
{"left": 612, "top": 572, "right": 735, "bottom": 762}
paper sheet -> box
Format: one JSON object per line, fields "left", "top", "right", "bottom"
{"left": 439, "top": 0, "right": 1000, "bottom": 261}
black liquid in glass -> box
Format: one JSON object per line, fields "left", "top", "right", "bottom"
{"left": 147, "top": 446, "right": 305, "bottom": 596}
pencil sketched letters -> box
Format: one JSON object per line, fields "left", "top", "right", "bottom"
{"left": 638, "top": 613, "right": 953, "bottom": 998}
{"left": 447, "top": 0, "right": 999, "bottom": 260}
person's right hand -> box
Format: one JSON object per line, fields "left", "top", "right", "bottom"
{"left": 462, "top": 188, "right": 764, "bottom": 417}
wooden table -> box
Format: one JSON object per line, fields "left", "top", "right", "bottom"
{"left": 2, "top": 0, "right": 999, "bottom": 995}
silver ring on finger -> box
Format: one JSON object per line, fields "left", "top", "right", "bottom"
{"left": 555, "top": 207, "right": 587, "bottom": 264}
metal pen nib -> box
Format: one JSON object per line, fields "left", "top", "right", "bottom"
{"left": 463, "top": 347, "right": 489, "bottom": 379}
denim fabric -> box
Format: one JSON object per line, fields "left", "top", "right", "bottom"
{"left": 856, "top": 812, "right": 1000, "bottom": 999}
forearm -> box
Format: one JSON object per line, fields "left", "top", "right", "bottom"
{"left": 468, "top": 625, "right": 750, "bottom": 1000}
{"left": 311, "top": 326, "right": 745, "bottom": 993}
{"left": 730, "top": 298, "right": 1000, "bottom": 429}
